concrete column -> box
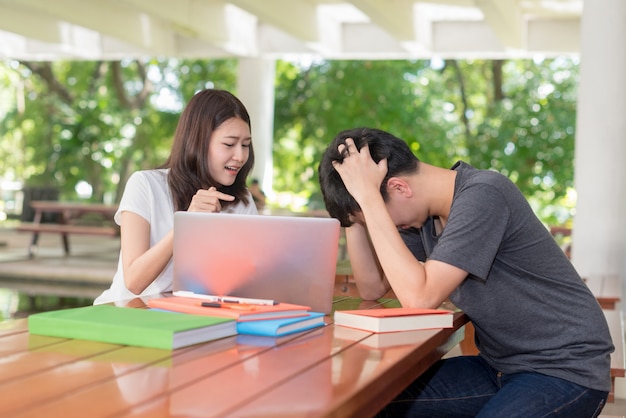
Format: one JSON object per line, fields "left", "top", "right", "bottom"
{"left": 236, "top": 57, "right": 276, "bottom": 197}
{"left": 571, "top": 1, "right": 626, "bottom": 289}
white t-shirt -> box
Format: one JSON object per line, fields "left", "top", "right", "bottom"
{"left": 94, "top": 169, "right": 258, "bottom": 305}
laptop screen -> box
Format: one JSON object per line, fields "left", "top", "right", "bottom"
{"left": 173, "top": 212, "right": 341, "bottom": 314}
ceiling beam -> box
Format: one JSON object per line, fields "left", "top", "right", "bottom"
{"left": 0, "top": 0, "right": 584, "bottom": 60}
{"left": 527, "top": 18, "right": 579, "bottom": 54}
{"left": 10, "top": 0, "right": 177, "bottom": 55}
{"left": 475, "top": 0, "right": 524, "bottom": 49}
{"left": 0, "top": 4, "right": 65, "bottom": 44}
{"left": 118, "top": 0, "right": 229, "bottom": 44}
{"left": 350, "top": 0, "right": 415, "bottom": 41}
{"left": 230, "top": 0, "right": 318, "bottom": 42}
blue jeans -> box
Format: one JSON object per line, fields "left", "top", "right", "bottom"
{"left": 376, "top": 356, "right": 608, "bottom": 418}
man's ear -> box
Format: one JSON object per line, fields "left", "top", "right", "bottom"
{"left": 386, "top": 177, "right": 413, "bottom": 198}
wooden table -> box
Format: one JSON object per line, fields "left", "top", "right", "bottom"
{"left": 16, "top": 200, "right": 119, "bottom": 257}
{"left": 0, "top": 297, "right": 467, "bottom": 417}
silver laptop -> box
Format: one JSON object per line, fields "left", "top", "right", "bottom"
{"left": 173, "top": 212, "right": 341, "bottom": 314}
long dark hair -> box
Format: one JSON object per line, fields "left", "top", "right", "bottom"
{"left": 162, "top": 89, "right": 255, "bottom": 211}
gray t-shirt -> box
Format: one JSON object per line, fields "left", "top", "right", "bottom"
{"left": 401, "top": 161, "right": 613, "bottom": 392}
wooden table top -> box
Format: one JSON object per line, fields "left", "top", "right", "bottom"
{"left": 0, "top": 297, "right": 467, "bottom": 418}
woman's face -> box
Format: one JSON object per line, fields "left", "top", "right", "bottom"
{"left": 207, "top": 117, "right": 251, "bottom": 186}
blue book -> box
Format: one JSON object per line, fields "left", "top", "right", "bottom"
{"left": 236, "top": 312, "right": 325, "bottom": 337}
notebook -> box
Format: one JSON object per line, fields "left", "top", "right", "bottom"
{"left": 173, "top": 212, "right": 341, "bottom": 314}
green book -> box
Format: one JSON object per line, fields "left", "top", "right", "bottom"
{"left": 28, "top": 305, "right": 237, "bottom": 350}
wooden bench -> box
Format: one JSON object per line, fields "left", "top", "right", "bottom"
{"left": 584, "top": 274, "right": 622, "bottom": 310}
{"left": 549, "top": 225, "right": 572, "bottom": 258}
{"left": 16, "top": 223, "right": 118, "bottom": 236}
{"left": 604, "top": 309, "right": 626, "bottom": 403}
{"left": 15, "top": 200, "right": 119, "bottom": 257}
{"left": 581, "top": 274, "right": 625, "bottom": 403}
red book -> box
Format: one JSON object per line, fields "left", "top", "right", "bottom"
{"left": 333, "top": 308, "right": 453, "bottom": 333}
{"left": 148, "top": 296, "right": 311, "bottom": 322}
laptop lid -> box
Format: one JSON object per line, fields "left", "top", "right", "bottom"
{"left": 173, "top": 212, "right": 341, "bottom": 314}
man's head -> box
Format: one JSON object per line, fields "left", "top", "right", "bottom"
{"left": 318, "top": 127, "right": 420, "bottom": 227}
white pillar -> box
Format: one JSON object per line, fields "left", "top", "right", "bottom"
{"left": 236, "top": 57, "right": 276, "bottom": 197}
{"left": 571, "top": 1, "right": 626, "bottom": 288}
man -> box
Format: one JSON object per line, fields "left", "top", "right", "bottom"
{"left": 318, "top": 127, "right": 612, "bottom": 417}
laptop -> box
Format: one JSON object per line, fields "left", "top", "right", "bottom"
{"left": 173, "top": 212, "right": 341, "bottom": 314}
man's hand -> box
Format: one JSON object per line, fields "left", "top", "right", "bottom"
{"left": 332, "top": 137, "right": 388, "bottom": 204}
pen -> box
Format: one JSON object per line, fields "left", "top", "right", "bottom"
{"left": 173, "top": 290, "right": 219, "bottom": 302}
{"left": 174, "top": 290, "right": 277, "bottom": 306}
{"left": 219, "top": 296, "right": 279, "bottom": 306}
{"left": 201, "top": 302, "right": 256, "bottom": 311}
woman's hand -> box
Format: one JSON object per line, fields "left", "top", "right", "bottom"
{"left": 188, "top": 187, "right": 235, "bottom": 212}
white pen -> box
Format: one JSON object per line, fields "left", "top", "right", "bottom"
{"left": 173, "top": 290, "right": 278, "bottom": 306}
{"left": 173, "top": 290, "right": 219, "bottom": 302}
{"left": 218, "top": 296, "right": 279, "bottom": 306}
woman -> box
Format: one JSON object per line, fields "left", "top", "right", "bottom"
{"left": 95, "top": 89, "right": 257, "bottom": 304}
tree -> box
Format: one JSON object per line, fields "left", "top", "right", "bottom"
{"left": 0, "top": 58, "right": 237, "bottom": 203}
{"left": 273, "top": 59, "right": 460, "bottom": 208}
{"left": 0, "top": 57, "right": 578, "bottom": 225}
{"left": 445, "top": 58, "right": 578, "bottom": 223}
{"left": 272, "top": 57, "right": 578, "bottom": 224}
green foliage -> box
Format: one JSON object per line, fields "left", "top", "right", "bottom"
{"left": 273, "top": 57, "right": 578, "bottom": 224}
{"left": 273, "top": 59, "right": 460, "bottom": 208}
{"left": 467, "top": 58, "right": 578, "bottom": 199}
{"left": 0, "top": 58, "right": 237, "bottom": 203}
{"left": 0, "top": 57, "right": 578, "bottom": 225}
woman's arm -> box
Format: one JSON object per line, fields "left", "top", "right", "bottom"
{"left": 120, "top": 186, "right": 236, "bottom": 295}
{"left": 120, "top": 211, "right": 174, "bottom": 295}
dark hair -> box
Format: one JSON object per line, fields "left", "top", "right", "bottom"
{"left": 162, "top": 89, "right": 254, "bottom": 211}
{"left": 318, "top": 127, "right": 419, "bottom": 227}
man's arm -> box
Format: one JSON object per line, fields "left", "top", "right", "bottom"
{"left": 345, "top": 222, "right": 391, "bottom": 300}
{"left": 357, "top": 194, "right": 467, "bottom": 308}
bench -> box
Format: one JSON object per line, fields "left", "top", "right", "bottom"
{"left": 15, "top": 201, "right": 119, "bottom": 257}
{"left": 549, "top": 225, "right": 572, "bottom": 258}
{"left": 584, "top": 274, "right": 622, "bottom": 310}
{"left": 604, "top": 309, "right": 626, "bottom": 403}
{"left": 16, "top": 223, "right": 118, "bottom": 236}
{"left": 583, "top": 275, "right": 624, "bottom": 403}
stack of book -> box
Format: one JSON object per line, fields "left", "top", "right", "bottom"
{"left": 148, "top": 294, "right": 325, "bottom": 338}
{"left": 27, "top": 293, "right": 326, "bottom": 350}
{"left": 333, "top": 307, "right": 454, "bottom": 333}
